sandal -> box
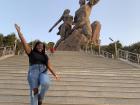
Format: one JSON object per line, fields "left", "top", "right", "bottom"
{"left": 38, "top": 100, "right": 42, "bottom": 105}
{"left": 38, "top": 95, "right": 42, "bottom": 105}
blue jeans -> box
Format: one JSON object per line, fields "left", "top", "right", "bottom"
{"left": 27, "top": 64, "right": 51, "bottom": 105}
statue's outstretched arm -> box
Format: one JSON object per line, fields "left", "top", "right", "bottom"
{"left": 49, "top": 16, "right": 63, "bottom": 32}
{"left": 87, "top": 0, "right": 100, "bottom": 6}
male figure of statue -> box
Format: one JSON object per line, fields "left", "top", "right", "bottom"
{"left": 49, "top": 9, "right": 73, "bottom": 49}
{"left": 72, "top": 0, "right": 99, "bottom": 42}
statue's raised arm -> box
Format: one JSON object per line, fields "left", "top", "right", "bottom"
{"left": 87, "top": 0, "right": 100, "bottom": 6}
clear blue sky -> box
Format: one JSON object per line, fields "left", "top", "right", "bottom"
{"left": 0, "top": 0, "right": 140, "bottom": 46}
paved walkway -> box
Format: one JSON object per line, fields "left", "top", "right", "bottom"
{"left": 0, "top": 51, "right": 140, "bottom": 105}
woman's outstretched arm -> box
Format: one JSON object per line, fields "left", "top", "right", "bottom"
{"left": 15, "top": 24, "right": 31, "bottom": 55}
{"left": 47, "top": 60, "right": 60, "bottom": 80}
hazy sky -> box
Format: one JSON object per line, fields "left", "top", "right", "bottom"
{"left": 0, "top": 0, "right": 140, "bottom": 46}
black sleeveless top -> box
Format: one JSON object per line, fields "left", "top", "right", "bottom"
{"left": 28, "top": 50, "right": 48, "bottom": 66}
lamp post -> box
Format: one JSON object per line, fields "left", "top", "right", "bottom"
{"left": 98, "top": 39, "right": 101, "bottom": 55}
{"left": 109, "top": 37, "right": 118, "bottom": 59}
{"left": 14, "top": 39, "right": 17, "bottom": 52}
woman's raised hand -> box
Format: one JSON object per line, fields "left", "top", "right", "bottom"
{"left": 15, "top": 24, "right": 21, "bottom": 32}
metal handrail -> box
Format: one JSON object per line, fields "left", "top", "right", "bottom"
{"left": 0, "top": 46, "right": 14, "bottom": 57}
{"left": 118, "top": 49, "right": 140, "bottom": 64}
{"left": 81, "top": 46, "right": 114, "bottom": 58}
{"left": 81, "top": 47, "right": 140, "bottom": 65}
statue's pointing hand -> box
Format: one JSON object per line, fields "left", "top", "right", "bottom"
{"left": 49, "top": 28, "right": 53, "bottom": 33}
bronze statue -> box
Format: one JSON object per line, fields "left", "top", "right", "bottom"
{"left": 72, "top": 0, "right": 100, "bottom": 41}
{"left": 49, "top": 9, "right": 73, "bottom": 48}
{"left": 49, "top": 0, "right": 100, "bottom": 51}
{"left": 91, "top": 21, "right": 101, "bottom": 46}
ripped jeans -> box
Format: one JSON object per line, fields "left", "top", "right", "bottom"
{"left": 27, "top": 64, "right": 51, "bottom": 105}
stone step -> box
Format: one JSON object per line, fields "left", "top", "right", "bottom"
{"left": 0, "top": 70, "right": 140, "bottom": 78}
{"left": 1, "top": 84, "right": 140, "bottom": 93}
{"left": 0, "top": 51, "right": 140, "bottom": 105}
{"left": 0, "top": 81, "right": 140, "bottom": 89}
{"left": 1, "top": 55, "right": 136, "bottom": 68}
{"left": 0, "top": 79, "right": 140, "bottom": 87}
{"left": 0, "top": 76, "right": 140, "bottom": 84}
{"left": 1, "top": 73, "right": 140, "bottom": 81}
{"left": 0, "top": 95, "right": 139, "bottom": 105}
{"left": 0, "top": 68, "right": 140, "bottom": 74}
{"left": 0, "top": 89, "right": 140, "bottom": 99}
{"left": 0, "top": 103, "right": 105, "bottom": 105}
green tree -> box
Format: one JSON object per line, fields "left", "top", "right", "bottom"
{"left": 101, "top": 40, "right": 122, "bottom": 55}
{"left": 123, "top": 42, "right": 140, "bottom": 54}
{"left": 0, "top": 33, "right": 4, "bottom": 47}
{"left": 3, "top": 33, "right": 17, "bottom": 47}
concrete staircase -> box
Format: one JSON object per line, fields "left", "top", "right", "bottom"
{"left": 0, "top": 51, "right": 140, "bottom": 105}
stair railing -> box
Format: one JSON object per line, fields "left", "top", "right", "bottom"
{"left": 0, "top": 46, "right": 14, "bottom": 57}
{"left": 118, "top": 49, "right": 140, "bottom": 64}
